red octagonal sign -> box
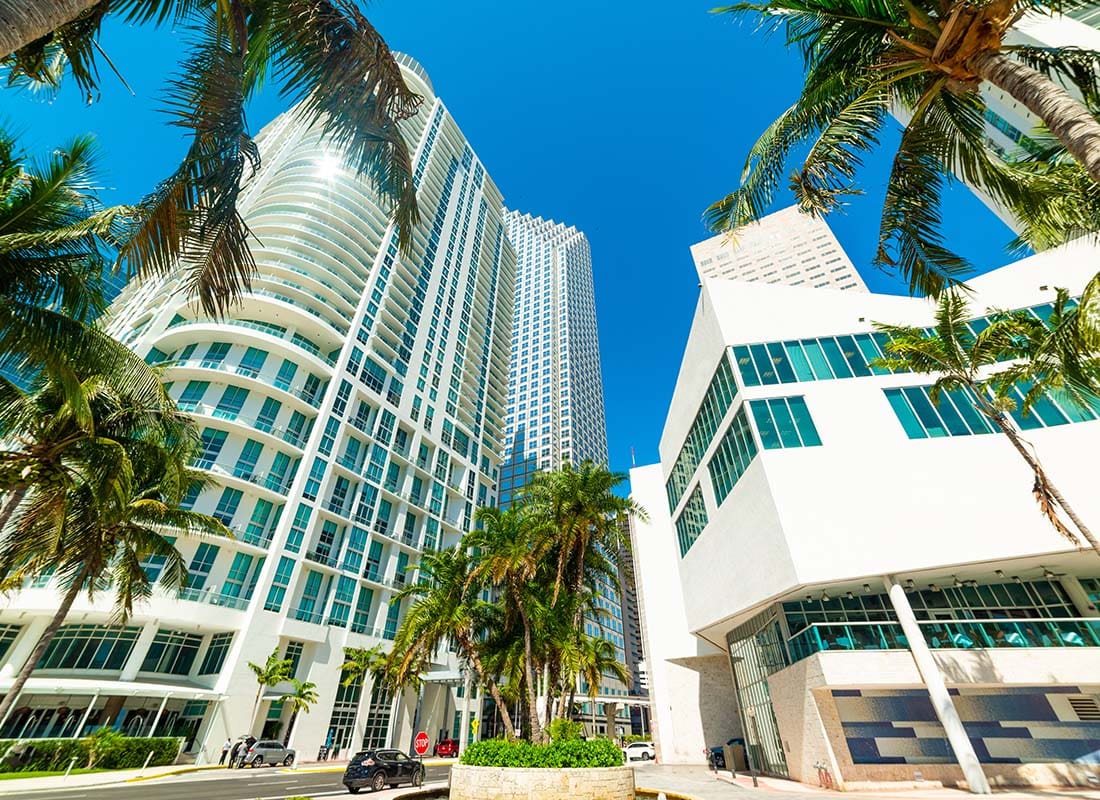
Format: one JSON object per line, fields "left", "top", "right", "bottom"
{"left": 414, "top": 731, "right": 430, "bottom": 756}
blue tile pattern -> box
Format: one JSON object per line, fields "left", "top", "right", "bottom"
{"left": 833, "top": 687, "right": 1100, "bottom": 765}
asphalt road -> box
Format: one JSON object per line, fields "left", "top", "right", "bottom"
{"left": 21, "top": 764, "right": 452, "bottom": 800}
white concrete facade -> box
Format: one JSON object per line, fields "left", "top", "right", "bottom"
{"left": 634, "top": 239, "right": 1100, "bottom": 787}
{"left": 689, "top": 207, "right": 866, "bottom": 292}
{"left": 0, "top": 53, "right": 513, "bottom": 763}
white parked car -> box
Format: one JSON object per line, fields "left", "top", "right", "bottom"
{"left": 622, "top": 741, "right": 655, "bottom": 761}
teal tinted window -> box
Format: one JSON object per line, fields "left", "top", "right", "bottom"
{"left": 732, "top": 346, "right": 760, "bottom": 387}
{"left": 238, "top": 347, "right": 268, "bottom": 377}
{"left": 766, "top": 342, "right": 796, "bottom": 383}
{"left": 178, "top": 380, "right": 210, "bottom": 411}
{"left": 674, "top": 486, "right": 709, "bottom": 557}
{"left": 819, "top": 338, "right": 853, "bottom": 378}
{"left": 256, "top": 397, "right": 281, "bottom": 433}
{"left": 748, "top": 397, "right": 822, "bottom": 449}
{"left": 885, "top": 388, "right": 927, "bottom": 438}
{"left": 785, "top": 342, "right": 815, "bottom": 381}
{"left": 902, "top": 387, "right": 949, "bottom": 437}
{"left": 707, "top": 407, "right": 759, "bottom": 506}
{"left": 665, "top": 355, "right": 738, "bottom": 512}
{"left": 214, "top": 385, "right": 249, "bottom": 418}
{"left": 264, "top": 556, "right": 296, "bottom": 611}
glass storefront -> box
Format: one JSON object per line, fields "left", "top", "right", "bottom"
{"left": 727, "top": 610, "right": 790, "bottom": 777}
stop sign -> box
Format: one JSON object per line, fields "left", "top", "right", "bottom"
{"left": 414, "top": 731, "right": 430, "bottom": 756}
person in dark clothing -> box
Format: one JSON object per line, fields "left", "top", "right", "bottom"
{"left": 228, "top": 739, "right": 243, "bottom": 768}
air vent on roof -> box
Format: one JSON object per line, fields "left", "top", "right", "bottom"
{"left": 1069, "top": 696, "right": 1100, "bottom": 721}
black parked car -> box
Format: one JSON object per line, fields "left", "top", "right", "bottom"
{"left": 342, "top": 749, "right": 425, "bottom": 793}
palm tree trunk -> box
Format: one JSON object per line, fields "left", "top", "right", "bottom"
{"left": 968, "top": 50, "right": 1100, "bottom": 185}
{"left": 0, "top": 0, "right": 102, "bottom": 59}
{"left": 0, "top": 486, "right": 24, "bottom": 535}
{"left": 458, "top": 637, "right": 517, "bottom": 740}
{"left": 517, "top": 606, "right": 544, "bottom": 744}
{"left": 0, "top": 568, "right": 85, "bottom": 725}
{"left": 989, "top": 413, "right": 1100, "bottom": 556}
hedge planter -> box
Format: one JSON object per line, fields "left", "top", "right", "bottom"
{"left": 449, "top": 764, "right": 635, "bottom": 800}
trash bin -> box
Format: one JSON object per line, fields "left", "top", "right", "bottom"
{"left": 725, "top": 744, "right": 748, "bottom": 772}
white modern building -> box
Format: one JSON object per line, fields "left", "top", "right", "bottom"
{"left": 633, "top": 239, "right": 1100, "bottom": 789}
{"left": 690, "top": 206, "right": 866, "bottom": 292}
{"left": 0, "top": 53, "right": 515, "bottom": 762}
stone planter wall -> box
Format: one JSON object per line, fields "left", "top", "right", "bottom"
{"left": 449, "top": 764, "right": 635, "bottom": 800}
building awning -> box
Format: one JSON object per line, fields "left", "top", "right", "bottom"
{"left": 1, "top": 677, "right": 222, "bottom": 701}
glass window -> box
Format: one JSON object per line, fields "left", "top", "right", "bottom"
{"left": 902, "top": 387, "right": 949, "bottom": 437}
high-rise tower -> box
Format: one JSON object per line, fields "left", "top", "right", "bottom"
{"left": 0, "top": 53, "right": 515, "bottom": 760}
{"left": 499, "top": 212, "right": 608, "bottom": 506}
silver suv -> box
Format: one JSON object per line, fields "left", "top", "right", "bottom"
{"left": 241, "top": 739, "right": 295, "bottom": 767}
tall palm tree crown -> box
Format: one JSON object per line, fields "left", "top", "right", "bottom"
{"left": 873, "top": 289, "right": 1100, "bottom": 554}
{"left": 706, "top": 0, "right": 1100, "bottom": 298}
{"left": 0, "top": 0, "right": 423, "bottom": 315}
{"left": 0, "top": 373, "right": 229, "bottom": 725}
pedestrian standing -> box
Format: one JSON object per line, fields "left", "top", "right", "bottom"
{"left": 219, "top": 738, "right": 231, "bottom": 765}
{"left": 229, "top": 738, "right": 243, "bottom": 768}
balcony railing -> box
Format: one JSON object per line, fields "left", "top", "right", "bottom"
{"left": 177, "top": 587, "right": 251, "bottom": 611}
{"left": 787, "top": 618, "right": 1100, "bottom": 662}
{"left": 292, "top": 606, "right": 324, "bottom": 624}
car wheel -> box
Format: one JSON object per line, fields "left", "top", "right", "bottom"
{"left": 642, "top": 752, "right": 652, "bottom": 760}
{"left": 370, "top": 772, "right": 386, "bottom": 792}
{"left": 347, "top": 787, "right": 361, "bottom": 795}
{"left": 283, "top": 755, "right": 295, "bottom": 766}
{"left": 252, "top": 755, "right": 263, "bottom": 768}
{"left": 413, "top": 768, "right": 424, "bottom": 787}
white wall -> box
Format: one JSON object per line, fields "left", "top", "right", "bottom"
{"left": 629, "top": 465, "right": 739, "bottom": 764}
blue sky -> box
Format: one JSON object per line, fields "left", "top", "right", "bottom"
{"left": 3, "top": 1, "right": 1017, "bottom": 475}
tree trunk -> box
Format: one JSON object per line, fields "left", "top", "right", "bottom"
{"left": 990, "top": 414, "right": 1100, "bottom": 556}
{"left": 0, "top": 0, "right": 102, "bottom": 59}
{"left": 0, "top": 486, "right": 26, "bottom": 535}
{"left": 517, "top": 604, "right": 544, "bottom": 744}
{"left": 459, "top": 639, "right": 516, "bottom": 740}
{"left": 0, "top": 569, "right": 85, "bottom": 725}
{"left": 968, "top": 50, "right": 1100, "bottom": 185}
{"left": 250, "top": 684, "right": 264, "bottom": 735}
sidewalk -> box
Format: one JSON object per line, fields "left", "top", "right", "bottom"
{"left": 637, "top": 766, "right": 1100, "bottom": 800}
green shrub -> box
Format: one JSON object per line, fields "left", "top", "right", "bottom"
{"left": 0, "top": 734, "right": 181, "bottom": 773}
{"left": 623, "top": 734, "right": 651, "bottom": 744}
{"left": 546, "top": 719, "right": 583, "bottom": 743}
{"left": 460, "top": 737, "right": 623, "bottom": 768}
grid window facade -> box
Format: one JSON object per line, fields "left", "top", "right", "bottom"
{"left": 707, "top": 406, "right": 759, "bottom": 506}
{"left": 141, "top": 630, "right": 203, "bottom": 675}
{"left": 674, "top": 485, "right": 709, "bottom": 557}
{"left": 37, "top": 625, "right": 140, "bottom": 670}
{"left": 665, "top": 355, "right": 738, "bottom": 512}
{"left": 198, "top": 632, "right": 234, "bottom": 675}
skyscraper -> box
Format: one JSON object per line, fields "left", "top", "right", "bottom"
{"left": 0, "top": 53, "right": 515, "bottom": 760}
{"left": 499, "top": 212, "right": 608, "bottom": 506}
{"left": 495, "top": 212, "right": 633, "bottom": 736}
{"left": 690, "top": 206, "right": 867, "bottom": 291}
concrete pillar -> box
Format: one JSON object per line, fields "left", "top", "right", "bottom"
{"left": 121, "top": 621, "right": 159, "bottom": 681}
{"left": 458, "top": 673, "right": 472, "bottom": 757}
{"left": 883, "top": 576, "right": 990, "bottom": 794}
{"left": 74, "top": 692, "right": 99, "bottom": 738}
{"left": 149, "top": 694, "right": 170, "bottom": 737}
{"left": 0, "top": 617, "right": 50, "bottom": 679}
{"left": 348, "top": 674, "right": 374, "bottom": 755}
{"left": 1059, "top": 577, "right": 1099, "bottom": 618}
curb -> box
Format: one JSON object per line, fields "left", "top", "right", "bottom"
{"left": 125, "top": 765, "right": 225, "bottom": 783}
{"left": 638, "top": 789, "right": 702, "bottom": 800}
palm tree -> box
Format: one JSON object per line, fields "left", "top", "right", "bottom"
{"left": 0, "top": 1, "right": 422, "bottom": 315}
{"left": 390, "top": 548, "right": 519, "bottom": 740}
{"left": 0, "top": 375, "right": 229, "bottom": 724}
{"left": 0, "top": 128, "right": 166, "bottom": 401}
{"left": 523, "top": 461, "right": 644, "bottom": 628}
{"left": 576, "top": 635, "right": 631, "bottom": 737}
{"left": 340, "top": 645, "right": 390, "bottom": 750}
{"left": 705, "top": 0, "right": 1100, "bottom": 297}
{"left": 874, "top": 289, "right": 1100, "bottom": 555}
{"left": 467, "top": 506, "right": 551, "bottom": 744}
{"left": 247, "top": 647, "right": 294, "bottom": 734}
{"left": 279, "top": 678, "right": 320, "bottom": 748}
